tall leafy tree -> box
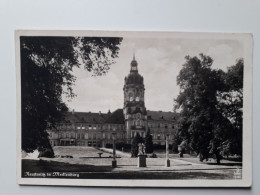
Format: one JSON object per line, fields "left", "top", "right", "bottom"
{"left": 216, "top": 59, "right": 244, "bottom": 156}
{"left": 174, "top": 54, "right": 228, "bottom": 163}
{"left": 144, "top": 128, "right": 153, "bottom": 154}
{"left": 21, "top": 36, "right": 122, "bottom": 153}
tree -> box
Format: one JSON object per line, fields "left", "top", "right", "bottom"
{"left": 144, "top": 129, "right": 153, "bottom": 154}
{"left": 174, "top": 54, "right": 229, "bottom": 164}
{"left": 216, "top": 59, "right": 244, "bottom": 156}
{"left": 21, "top": 36, "right": 123, "bottom": 153}
{"left": 131, "top": 133, "right": 143, "bottom": 157}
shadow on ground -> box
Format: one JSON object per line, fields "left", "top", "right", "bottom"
{"left": 22, "top": 159, "right": 239, "bottom": 180}
{"left": 22, "top": 159, "right": 113, "bottom": 178}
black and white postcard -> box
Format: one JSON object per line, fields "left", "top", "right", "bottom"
{"left": 16, "top": 30, "right": 253, "bottom": 187}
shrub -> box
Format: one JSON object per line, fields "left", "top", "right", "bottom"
{"left": 149, "top": 153, "right": 157, "bottom": 158}
{"left": 38, "top": 149, "right": 54, "bottom": 158}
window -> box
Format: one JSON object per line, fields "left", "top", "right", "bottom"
{"left": 129, "top": 93, "right": 133, "bottom": 101}
{"left": 157, "top": 134, "right": 161, "bottom": 140}
{"left": 89, "top": 125, "right": 92, "bottom": 129}
{"left": 93, "top": 125, "right": 97, "bottom": 130}
{"left": 71, "top": 133, "right": 74, "bottom": 138}
{"left": 77, "top": 126, "right": 81, "bottom": 130}
{"left": 85, "top": 133, "right": 89, "bottom": 139}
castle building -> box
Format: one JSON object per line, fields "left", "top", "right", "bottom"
{"left": 48, "top": 56, "right": 178, "bottom": 147}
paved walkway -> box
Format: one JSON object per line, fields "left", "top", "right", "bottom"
{"left": 23, "top": 146, "right": 242, "bottom": 179}
{"left": 99, "top": 148, "right": 131, "bottom": 157}
{"left": 173, "top": 158, "right": 201, "bottom": 165}
{"left": 37, "top": 146, "right": 242, "bottom": 174}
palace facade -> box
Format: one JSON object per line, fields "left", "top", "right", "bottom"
{"left": 48, "top": 56, "right": 178, "bottom": 147}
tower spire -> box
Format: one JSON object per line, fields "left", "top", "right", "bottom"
{"left": 133, "top": 49, "right": 135, "bottom": 60}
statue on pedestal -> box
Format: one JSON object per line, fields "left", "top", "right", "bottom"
{"left": 137, "top": 143, "right": 147, "bottom": 167}
{"left": 138, "top": 143, "right": 146, "bottom": 155}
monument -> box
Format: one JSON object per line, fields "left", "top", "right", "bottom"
{"left": 138, "top": 143, "right": 147, "bottom": 167}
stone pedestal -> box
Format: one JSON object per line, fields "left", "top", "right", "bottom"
{"left": 165, "top": 159, "right": 170, "bottom": 167}
{"left": 138, "top": 154, "right": 147, "bottom": 167}
{"left": 112, "top": 159, "right": 117, "bottom": 168}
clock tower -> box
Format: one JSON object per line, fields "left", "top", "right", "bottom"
{"left": 123, "top": 55, "right": 147, "bottom": 143}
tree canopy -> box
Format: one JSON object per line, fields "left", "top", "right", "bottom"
{"left": 144, "top": 129, "right": 153, "bottom": 154}
{"left": 174, "top": 54, "right": 243, "bottom": 163}
{"left": 21, "top": 36, "right": 123, "bottom": 153}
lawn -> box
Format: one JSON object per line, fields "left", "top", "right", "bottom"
{"left": 21, "top": 146, "right": 242, "bottom": 180}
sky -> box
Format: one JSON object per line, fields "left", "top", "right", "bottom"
{"left": 63, "top": 35, "right": 244, "bottom": 113}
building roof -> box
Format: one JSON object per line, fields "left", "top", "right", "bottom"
{"left": 125, "top": 72, "right": 144, "bottom": 85}
{"left": 147, "top": 110, "right": 178, "bottom": 122}
{"left": 61, "top": 109, "right": 178, "bottom": 124}
{"left": 124, "top": 56, "right": 144, "bottom": 85}
{"left": 63, "top": 111, "right": 109, "bottom": 124}
{"left": 105, "top": 109, "right": 125, "bottom": 124}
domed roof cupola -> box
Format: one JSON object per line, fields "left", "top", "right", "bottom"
{"left": 125, "top": 54, "right": 144, "bottom": 85}
{"left": 130, "top": 54, "right": 138, "bottom": 72}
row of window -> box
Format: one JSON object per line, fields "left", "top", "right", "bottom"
{"left": 148, "top": 123, "right": 175, "bottom": 129}
{"left": 50, "top": 132, "right": 125, "bottom": 140}
{"left": 56, "top": 124, "right": 125, "bottom": 131}
{"left": 130, "top": 132, "right": 172, "bottom": 140}
{"left": 50, "top": 139, "right": 168, "bottom": 147}
{"left": 56, "top": 123, "right": 174, "bottom": 130}
{"left": 131, "top": 131, "right": 145, "bottom": 138}
{"left": 132, "top": 119, "right": 144, "bottom": 126}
